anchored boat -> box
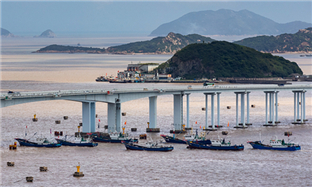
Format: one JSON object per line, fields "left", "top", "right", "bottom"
{"left": 161, "top": 130, "right": 211, "bottom": 144}
{"left": 247, "top": 136, "right": 300, "bottom": 151}
{"left": 187, "top": 138, "right": 244, "bottom": 151}
{"left": 56, "top": 135, "right": 98, "bottom": 147}
{"left": 15, "top": 137, "right": 61, "bottom": 148}
{"left": 93, "top": 132, "right": 138, "bottom": 143}
{"left": 123, "top": 141, "right": 174, "bottom": 151}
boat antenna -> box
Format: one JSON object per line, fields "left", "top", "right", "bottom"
{"left": 27, "top": 132, "right": 37, "bottom": 141}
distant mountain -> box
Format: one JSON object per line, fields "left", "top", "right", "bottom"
{"left": 1, "top": 28, "right": 15, "bottom": 37}
{"left": 107, "top": 32, "right": 215, "bottom": 54}
{"left": 150, "top": 9, "right": 312, "bottom": 36}
{"left": 157, "top": 41, "right": 302, "bottom": 79}
{"left": 34, "top": 29, "right": 56, "bottom": 38}
{"left": 35, "top": 33, "right": 215, "bottom": 54}
{"left": 234, "top": 27, "right": 312, "bottom": 53}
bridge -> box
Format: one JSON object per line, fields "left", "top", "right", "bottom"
{"left": 1, "top": 84, "right": 311, "bottom": 133}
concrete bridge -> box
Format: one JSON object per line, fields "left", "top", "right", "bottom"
{"left": 1, "top": 84, "right": 311, "bottom": 133}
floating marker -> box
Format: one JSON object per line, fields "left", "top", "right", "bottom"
{"left": 122, "top": 112, "right": 126, "bottom": 116}
{"left": 32, "top": 114, "right": 38, "bottom": 122}
{"left": 40, "top": 166, "right": 48, "bottom": 172}
{"left": 222, "top": 131, "right": 228, "bottom": 135}
{"left": 26, "top": 177, "right": 33, "bottom": 182}
{"left": 7, "top": 162, "right": 14, "bottom": 167}
{"left": 55, "top": 120, "right": 61, "bottom": 124}
{"left": 202, "top": 107, "right": 206, "bottom": 111}
{"left": 251, "top": 105, "right": 256, "bottom": 108}
{"left": 73, "top": 163, "right": 84, "bottom": 177}
{"left": 131, "top": 128, "right": 137, "bottom": 132}
{"left": 227, "top": 106, "right": 231, "bottom": 109}
{"left": 63, "top": 116, "right": 68, "bottom": 120}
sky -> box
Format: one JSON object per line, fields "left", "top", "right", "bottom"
{"left": 1, "top": 1, "right": 311, "bottom": 36}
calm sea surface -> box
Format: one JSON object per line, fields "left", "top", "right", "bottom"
{"left": 1, "top": 37, "right": 312, "bottom": 186}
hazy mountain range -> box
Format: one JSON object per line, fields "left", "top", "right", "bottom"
{"left": 150, "top": 9, "right": 312, "bottom": 36}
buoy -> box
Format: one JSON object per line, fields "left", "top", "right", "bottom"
{"left": 9, "top": 142, "right": 17, "bottom": 150}
{"left": 32, "top": 114, "right": 38, "bottom": 122}
{"left": 227, "top": 106, "right": 231, "bottom": 109}
{"left": 73, "top": 163, "right": 84, "bottom": 177}
{"left": 54, "top": 131, "right": 59, "bottom": 136}
{"left": 202, "top": 107, "right": 206, "bottom": 111}
{"left": 63, "top": 116, "right": 68, "bottom": 120}
{"left": 55, "top": 120, "right": 61, "bottom": 124}
{"left": 284, "top": 131, "right": 292, "bottom": 136}
{"left": 139, "top": 134, "right": 147, "bottom": 139}
{"left": 7, "top": 162, "right": 14, "bottom": 167}
{"left": 104, "top": 125, "right": 108, "bottom": 129}
{"left": 122, "top": 112, "right": 126, "bottom": 116}
{"left": 59, "top": 131, "right": 63, "bottom": 136}
{"left": 26, "top": 177, "right": 33, "bottom": 182}
{"left": 77, "top": 126, "right": 81, "bottom": 132}
{"left": 131, "top": 128, "right": 137, "bottom": 132}
{"left": 40, "top": 166, "right": 48, "bottom": 172}
{"left": 79, "top": 123, "right": 83, "bottom": 126}
{"left": 251, "top": 105, "right": 256, "bottom": 108}
{"left": 222, "top": 131, "right": 228, "bottom": 135}
{"left": 96, "top": 114, "right": 98, "bottom": 118}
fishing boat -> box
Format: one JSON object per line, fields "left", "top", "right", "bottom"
{"left": 93, "top": 132, "right": 138, "bottom": 143}
{"left": 123, "top": 141, "right": 174, "bottom": 151}
{"left": 56, "top": 135, "right": 98, "bottom": 147}
{"left": 247, "top": 136, "right": 300, "bottom": 151}
{"left": 160, "top": 130, "right": 211, "bottom": 144}
{"left": 187, "top": 138, "right": 244, "bottom": 151}
{"left": 15, "top": 137, "right": 61, "bottom": 148}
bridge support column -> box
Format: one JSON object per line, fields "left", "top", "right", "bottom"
{"left": 82, "top": 102, "right": 96, "bottom": 133}
{"left": 264, "top": 91, "right": 280, "bottom": 126}
{"left": 186, "top": 93, "right": 190, "bottom": 129}
{"left": 205, "top": 93, "right": 208, "bottom": 129}
{"left": 275, "top": 91, "right": 280, "bottom": 123}
{"left": 149, "top": 96, "right": 157, "bottom": 128}
{"left": 107, "top": 103, "right": 116, "bottom": 133}
{"left": 292, "top": 90, "right": 306, "bottom": 124}
{"left": 116, "top": 103, "right": 121, "bottom": 132}
{"left": 234, "top": 91, "right": 250, "bottom": 128}
{"left": 217, "top": 92, "right": 221, "bottom": 127}
{"left": 204, "top": 92, "right": 217, "bottom": 130}
{"left": 173, "top": 94, "right": 183, "bottom": 131}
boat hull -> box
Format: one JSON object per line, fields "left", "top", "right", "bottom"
{"left": 248, "top": 142, "right": 301, "bottom": 151}
{"left": 187, "top": 142, "right": 244, "bottom": 151}
{"left": 161, "top": 135, "right": 211, "bottom": 145}
{"left": 93, "top": 137, "right": 138, "bottom": 143}
{"left": 15, "top": 138, "right": 61, "bottom": 148}
{"left": 124, "top": 143, "right": 174, "bottom": 152}
{"left": 56, "top": 139, "right": 98, "bottom": 147}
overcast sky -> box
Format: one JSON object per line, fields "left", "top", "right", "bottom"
{"left": 1, "top": 1, "right": 311, "bottom": 36}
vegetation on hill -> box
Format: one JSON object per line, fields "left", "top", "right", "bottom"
{"left": 35, "top": 44, "right": 106, "bottom": 53}
{"left": 106, "top": 32, "right": 214, "bottom": 54}
{"left": 157, "top": 41, "right": 303, "bottom": 79}
{"left": 234, "top": 27, "right": 312, "bottom": 52}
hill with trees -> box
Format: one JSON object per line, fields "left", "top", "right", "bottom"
{"left": 234, "top": 27, "right": 312, "bottom": 53}
{"left": 157, "top": 41, "right": 303, "bottom": 79}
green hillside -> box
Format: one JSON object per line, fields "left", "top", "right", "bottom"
{"left": 106, "top": 32, "right": 214, "bottom": 54}
{"left": 234, "top": 27, "right": 312, "bottom": 52}
{"left": 157, "top": 41, "right": 303, "bottom": 79}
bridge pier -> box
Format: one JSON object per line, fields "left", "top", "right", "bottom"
{"left": 234, "top": 92, "right": 250, "bottom": 128}
{"left": 107, "top": 102, "right": 122, "bottom": 133}
{"left": 204, "top": 92, "right": 220, "bottom": 130}
{"left": 149, "top": 96, "right": 157, "bottom": 128}
{"left": 263, "top": 91, "right": 279, "bottom": 126}
{"left": 173, "top": 94, "right": 183, "bottom": 131}
{"left": 292, "top": 90, "right": 307, "bottom": 124}
{"left": 82, "top": 102, "right": 96, "bottom": 133}
{"left": 186, "top": 93, "right": 190, "bottom": 129}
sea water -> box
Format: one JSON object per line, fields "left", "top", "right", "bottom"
{"left": 1, "top": 37, "right": 312, "bottom": 186}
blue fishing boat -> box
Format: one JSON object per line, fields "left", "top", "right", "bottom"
{"left": 187, "top": 138, "right": 244, "bottom": 151}
{"left": 56, "top": 135, "right": 98, "bottom": 147}
{"left": 247, "top": 136, "right": 300, "bottom": 151}
{"left": 15, "top": 138, "right": 61, "bottom": 148}
{"left": 93, "top": 132, "right": 138, "bottom": 143}
{"left": 123, "top": 141, "right": 174, "bottom": 152}
{"left": 161, "top": 130, "right": 211, "bottom": 144}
